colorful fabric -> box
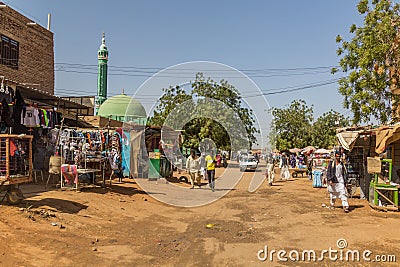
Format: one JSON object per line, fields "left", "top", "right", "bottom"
{"left": 9, "top": 140, "right": 17, "bottom": 156}
{"left": 61, "top": 164, "right": 78, "bottom": 184}
{"left": 312, "top": 170, "right": 322, "bottom": 187}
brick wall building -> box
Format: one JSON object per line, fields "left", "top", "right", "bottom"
{"left": 0, "top": 2, "right": 54, "bottom": 94}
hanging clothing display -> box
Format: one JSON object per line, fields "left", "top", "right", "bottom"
{"left": 57, "top": 128, "right": 112, "bottom": 166}
{"left": 20, "top": 106, "right": 59, "bottom": 128}
{"left": 11, "top": 89, "right": 26, "bottom": 134}
{"left": 0, "top": 85, "right": 15, "bottom": 104}
{"left": 0, "top": 86, "right": 15, "bottom": 127}
{"left": 312, "top": 170, "right": 323, "bottom": 187}
{"left": 37, "top": 108, "right": 59, "bottom": 128}
{"left": 0, "top": 98, "right": 13, "bottom": 126}
{"left": 21, "top": 106, "right": 40, "bottom": 127}
{"left": 121, "top": 130, "right": 131, "bottom": 177}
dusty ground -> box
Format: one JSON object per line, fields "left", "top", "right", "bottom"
{"left": 1, "top": 162, "right": 400, "bottom": 267}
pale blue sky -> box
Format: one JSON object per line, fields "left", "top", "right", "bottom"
{"left": 4, "top": 0, "right": 362, "bottom": 122}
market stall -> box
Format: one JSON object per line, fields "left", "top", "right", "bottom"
{"left": 336, "top": 127, "right": 376, "bottom": 199}
{"left": 54, "top": 127, "right": 116, "bottom": 189}
{"left": 0, "top": 134, "right": 33, "bottom": 204}
{"left": 126, "top": 126, "right": 179, "bottom": 180}
{"left": 367, "top": 157, "right": 398, "bottom": 211}
{"left": 311, "top": 149, "right": 331, "bottom": 188}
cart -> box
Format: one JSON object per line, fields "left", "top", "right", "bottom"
{"left": 0, "top": 134, "right": 33, "bottom": 204}
{"left": 291, "top": 167, "right": 308, "bottom": 178}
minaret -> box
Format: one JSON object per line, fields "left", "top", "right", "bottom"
{"left": 95, "top": 32, "right": 108, "bottom": 114}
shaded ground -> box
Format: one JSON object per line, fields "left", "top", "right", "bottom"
{"left": 0, "top": 164, "right": 399, "bottom": 266}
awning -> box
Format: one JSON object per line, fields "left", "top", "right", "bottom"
{"left": 336, "top": 131, "right": 362, "bottom": 151}
{"left": 375, "top": 124, "right": 400, "bottom": 154}
{"left": 289, "top": 148, "right": 301, "bottom": 153}
{"left": 302, "top": 146, "right": 316, "bottom": 153}
{"left": 314, "top": 148, "right": 332, "bottom": 154}
{"left": 17, "top": 86, "right": 89, "bottom": 110}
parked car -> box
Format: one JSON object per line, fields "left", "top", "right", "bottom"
{"left": 239, "top": 155, "right": 258, "bottom": 172}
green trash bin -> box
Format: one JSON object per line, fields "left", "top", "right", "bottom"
{"left": 148, "top": 149, "right": 161, "bottom": 179}
{"left": 149, "top": 158, "right": 161, "bottom": 178}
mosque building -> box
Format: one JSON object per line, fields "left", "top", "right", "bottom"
{"left": 95, "top": 33, "right": 146, "bottom": 125}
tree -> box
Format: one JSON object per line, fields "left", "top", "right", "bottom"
{"left": 269, "top": 100, "right": 349, "bottom": 150}
{"left": 332, "top": 0, "right": 400, "bottom": 124}
{"left": 270, "top": 99, "right": 314, "bottom": 151}
{"left": 311, "top": 110, "right": 350, "bottom": 148}
{"left": 148, "top": 73, "right": 258, "bottom": 151}
{"left": 267, "top": 120, "right": 277, "bottom": 150}
{"left": 149, "top": 85, "right": 192, "bottom": 127}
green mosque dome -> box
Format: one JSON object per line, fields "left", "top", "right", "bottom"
{"left": 97, "top": 93, "right": 147, "bottom": 124}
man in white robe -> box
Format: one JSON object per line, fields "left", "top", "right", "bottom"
{"left": 279, "top": 153, "right": 289, "bottom": 180}
{"left": 327, "top": 151, "right": 349, "bottom": 213}
{"left": 266, "top": 154, "right": 275, "bottom": 186}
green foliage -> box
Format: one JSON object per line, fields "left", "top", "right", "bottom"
{"left": 269, "top": 100, "right": 350, "bottom": 151}
{"left": 149, "top": 85, "right": 192, "bottom": 126}
{"left": 334, "top": 0, "right": 400, "bottom": 124}
{"left": 148, "top": 73, "right": 258, "bottom": 151}
{"left": 271, "top": 100, "right": 314, "bottom": 151}
{"left": 311, "top": 110, "right": 350, "bottom": 148}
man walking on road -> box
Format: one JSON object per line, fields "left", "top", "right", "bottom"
{"left": 186, "top": 150, "right": 201, "bottom": 189}
{"left": 266, "top": 153, "right": 275, "bottom": 186}
{"left": 327, "top": 151, "right": 349, "bottom": 213}
{"left": 205, "top": 151, "right": 216, "bottom": 192}
{"left": 279, "top": 153, "right": 289, "bottom": 180}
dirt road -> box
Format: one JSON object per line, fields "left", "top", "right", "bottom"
{"left": 0, "top": 163, "right": 399, "bottom": 266}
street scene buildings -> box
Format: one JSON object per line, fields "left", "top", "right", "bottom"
{"left": 1, "top": 1, "right": 400, "bottom": 266}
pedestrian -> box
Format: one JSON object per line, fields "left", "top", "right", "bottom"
{"left": 290, "top": 154, "right": 296, "bottom": 168}
{"left": 307, "top": 156, "right": 313, "bottom": 181}
{"left": 327, "top": 151, "right": 349, "bottom": 213}
{"left": 186, "top": 150, "right": 201, "bottom": 189}
{"left": 199, "top": 152, "right": 207, "bottom": 181}
{"left": 279, "top": 153, "right": 289, "bottom": 180}
{"left": 205, "top": 151, "right": 216, "bottom": 192}
{"left": 254, "top": 153, "right": 259, "bottom": 163}
{"left": 266, "top": 153, "right": 275, "bottom": 186}
{"left": 109, "top": 148, "right": 124, "bottom": 182}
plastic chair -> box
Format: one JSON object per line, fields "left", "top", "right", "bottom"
{"left": 46, "top": 156, "right": 63, "bottom": 189}
{"left": 46, "top": 169, "right": 61, "bottom": 188}
{"left": 33, "top": 169, "right": 44, "bottom": 183}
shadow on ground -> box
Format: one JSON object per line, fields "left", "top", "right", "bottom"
{"left": 20, "top": 198, "right": 88, "bottom": 214}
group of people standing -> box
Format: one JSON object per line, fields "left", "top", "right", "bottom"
{"left": 185, "top": 150, "right": 216, "bottom": 191}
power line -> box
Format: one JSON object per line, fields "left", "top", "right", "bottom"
{"left": 55, "top": 62, "right": 338, "bottom": 72}
{"left": 54, "top": 77, "right": 342, "bottom": 99}
{"left": 55, "top": 69, "right": 333, "bottom": 79}
{"left": 241, "top": 78, "right": 342, "bottom": 98}
{"left": 56, "top": 65, "right": 332, "bottom": 76}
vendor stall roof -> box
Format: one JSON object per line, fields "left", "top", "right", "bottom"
{"left": 335, "top": 123, "right": 400, "bottom": 153}
{"left": 314, "top": 148, "right": 332, "bottom": 154}
{"left": 16, "top": 86, "right": 89, "bottom": 110}
{"left": 302, "top": 146, "right": 316, "bottom": 153}
{"left": 375, "top": 124, "right": 400, "bottom": 154}
{"left": 336, "top": 131, "right": 363, "bottom": 151}
{"left": 289, "top": 148, "right": 301, "bottom": 153}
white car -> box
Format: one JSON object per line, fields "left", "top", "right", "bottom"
{"left": 239, "top": 156, "right": 258, "bottom": 172}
